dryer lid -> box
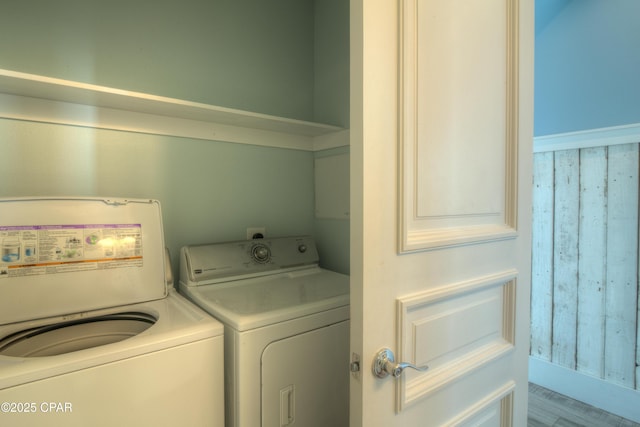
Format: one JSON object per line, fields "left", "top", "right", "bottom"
{"left": 0, "top": 197, "right": 167, "bottom": 325}
{"left": 181, "top": 267, "right": 349, "bottom": 331}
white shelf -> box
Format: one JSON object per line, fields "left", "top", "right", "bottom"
{"left": 0, "top": 69, "right": 348, "bottom": 151}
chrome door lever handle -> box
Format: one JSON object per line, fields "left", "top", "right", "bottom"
{"left": 372, "top": 348, "right": 429, "bottom": 379}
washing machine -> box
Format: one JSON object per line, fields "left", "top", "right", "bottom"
{"left": 0, "top": 197, "right": 224, "bottom": 427}
{"left": 179, "top": 236, "right": 349, "bottom": 427}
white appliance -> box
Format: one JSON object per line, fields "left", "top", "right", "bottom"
{"left": 0, "top": 197, "right": 224, "bottom": 427}
{"left": 179, "top": 236, "right": 349, "bottom": 427}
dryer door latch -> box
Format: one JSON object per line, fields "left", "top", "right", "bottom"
{"left": 350, "top": 353, "right": 361, "bottom": 378}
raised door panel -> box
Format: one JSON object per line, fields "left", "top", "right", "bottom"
{"left": 399, "top": 0, "right": 519, "bottom": 252}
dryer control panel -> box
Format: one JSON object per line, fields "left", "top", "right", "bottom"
{"left": 180, "top": 236, "right": 319, "bottom": 285}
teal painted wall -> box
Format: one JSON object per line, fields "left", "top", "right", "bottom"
{"left": 314, "top": 146, "right": 350, "bottom": 274}
{"left": 535, "top": 0, "right": 640, "bottom": 136}
{"left": 314, "top": 0, "right": 350, "bottom": 129}
{"left": 0, "top": 0, "right": 316, "bottom": 123}
{"left": 312, "top": 0, "right": 350, "bottom": 274}
{"left": 0, "top": 119, "right": 315, "bottom": 275}
{"left": 0, "top": 0, "right": 351, "bottom": 275}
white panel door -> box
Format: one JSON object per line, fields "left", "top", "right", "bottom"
{"left": 350, "top": 0, "right": 534, "bottom": 426}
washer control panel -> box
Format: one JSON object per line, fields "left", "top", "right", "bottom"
{"left": 181, "top": 236, "right": 320, "bottom": 284}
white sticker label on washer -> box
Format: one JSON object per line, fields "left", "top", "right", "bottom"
{"left": 0, "top": 224, "right": 143, "bottom": 278}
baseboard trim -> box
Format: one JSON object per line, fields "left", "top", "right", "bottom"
{"left": 528, "top": 356, "right": 640, "bottom": 423}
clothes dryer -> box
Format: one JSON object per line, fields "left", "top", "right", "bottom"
{"left": 179, "top": 236, "right": 349, "bottom": 427}
{"left": 0, "top": 197, "right": 224, "bottom": 427}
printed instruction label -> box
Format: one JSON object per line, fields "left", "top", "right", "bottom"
{"left": 0, "top": 224, "right": 143, "bottom": 278}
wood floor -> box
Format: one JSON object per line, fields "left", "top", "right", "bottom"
{"left": 528, "top": 383, "right": 639, "bottom": 427}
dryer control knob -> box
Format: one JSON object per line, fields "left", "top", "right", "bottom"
{"left": 298, "top": 244, "right": 307, "bottom": 253}
{"left": 251, "top": 244, "right": 271, "bottom": 263}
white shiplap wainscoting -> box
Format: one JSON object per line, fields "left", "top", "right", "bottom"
{"left": 530, "top": 124, "right": 640, "bottom": 423}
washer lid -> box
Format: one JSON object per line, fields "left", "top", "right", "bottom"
{"left": 0, "top": 197, "right": 167, "bottom": 325}
{"left": 180, "top": 267, "right": 349, "bottom": 331}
